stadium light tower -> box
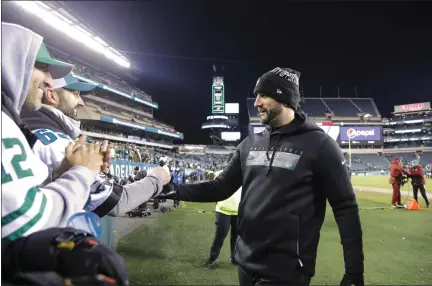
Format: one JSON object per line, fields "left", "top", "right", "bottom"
{"left": 11, "top": 1, "right": 131, "bottom": 68}
{"left": 201, "top": 70, "right": 241, "bottom": 145}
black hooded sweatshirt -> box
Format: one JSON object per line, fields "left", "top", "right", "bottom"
{"left": 174, "top": 114, "right": 364, "bottom": 282}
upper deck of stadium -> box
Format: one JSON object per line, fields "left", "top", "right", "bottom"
{"left": 247, "top": 97, "right": 381, "bottom": 123}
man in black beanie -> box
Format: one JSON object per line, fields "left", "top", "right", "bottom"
{"left": 159, "top": 67, "right": 364, "bottom": 286}
{"left": 254, "top": 67, "right": 301, "bottom": 112}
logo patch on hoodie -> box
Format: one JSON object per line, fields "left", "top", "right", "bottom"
{"left": 246, "top": 150, "right": 301, "bottom": 171}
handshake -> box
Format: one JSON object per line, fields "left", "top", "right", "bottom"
{"left": 154, "top": 181, "right": 179, "bottom": 200}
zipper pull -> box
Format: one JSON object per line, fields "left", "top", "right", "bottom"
{"left": 298, "top": 259, "right": 304, "bottom": 268}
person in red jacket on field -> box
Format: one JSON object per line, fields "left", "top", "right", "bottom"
{"left": 389, "top": 157, "right": 410, "bottom": 208}
{"left": 409, "top": 160, "right": 430, "bottom": 208}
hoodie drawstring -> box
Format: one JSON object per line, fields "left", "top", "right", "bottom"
{"left": 265, "top": 135, "right": 282, "bottom": 175}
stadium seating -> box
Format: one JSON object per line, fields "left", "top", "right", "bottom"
{"left": 389, "top": 112, "right": 431, "bottom": 121}
{"left": 248, "top": 97, "right": 380, "bottom": 118}
{"left": 301, "top": 99, "right": 328, "bottom": 116}
{"left": 349, "top": 162, "right": 368, "bottom": 171}
{"left": 300, "top": 98, "right": 380, "bottom": 117}
{"left": 351, "top": 99, "right": 380, "bottom": 117}
{"left": 345, "top": 152, "right": 431, "bottom": 172}
{"left": 384, "top": 152, "right": 432, "bottom": 165}
{"left": 420, "top": 152, "right": 432, "bottom": 165}
{"left": 83, "top": 96, "right": 177, "bottom": 133}
{"left": 322, "top": 99, "right": 359, "bottom": 116}
{"left": 92, "top": 93, "right": 154, "bottom": 118}
{"left": 356, "top": 154, "right": 390, "bottom": 169}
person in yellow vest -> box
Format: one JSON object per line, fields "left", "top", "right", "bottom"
{"left": 204, "top": 166, "right": 242, "bottom": 267}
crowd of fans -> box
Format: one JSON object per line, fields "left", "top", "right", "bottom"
{"left": 100, "top": 140, "right": 230, "bottom": 171}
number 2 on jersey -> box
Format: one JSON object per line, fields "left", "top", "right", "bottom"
{"left": 1, "top": 138, "right": 34, "bottom": 184}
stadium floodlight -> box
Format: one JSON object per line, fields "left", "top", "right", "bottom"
{"left": 94, "top": 36, "right": 109, "bottom": 47}
{"left": 12, "top": 1, "right": 131, "bottom": 69}
{"left": 201, "top": 124, "right": 230, "bottom": 129}
{"left": 207, "top": 115, "right": 228, "bottom": 120}
{"left": 71, "top": 73, "right": 100, "bottom": 86}
{"left": 394, "top": 129, "right": 422, "bottom": 134}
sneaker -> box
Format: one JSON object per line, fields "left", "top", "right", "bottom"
{"left": 203, "top": 259, "right": 217, "bottom": 267}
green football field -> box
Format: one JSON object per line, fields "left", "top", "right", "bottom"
{"left": 351, "top": 175, "right": 432, "bottom": 192}
{"left": 117, "top": 187, "right": 432, "bottom": 285}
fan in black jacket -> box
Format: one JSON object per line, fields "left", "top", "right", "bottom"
{"left": 160, "top": 67, "right": 364, "bottom": 286}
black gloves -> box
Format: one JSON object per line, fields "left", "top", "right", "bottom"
{"left": 340, "top": 273, "right": 364, "bottom": 286}
{"left": 2, "top": 227, "right": 128, "bottom": 286}
{"left": 155, "top": 183, "right": 179, "bottom": 200}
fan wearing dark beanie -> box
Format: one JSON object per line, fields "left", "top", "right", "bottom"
{"left": 158, "top": 67, "right": 364, "bottom": 286}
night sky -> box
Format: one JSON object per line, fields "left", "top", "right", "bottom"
{"left": 10, "top": 1, "right": 432, "bottom": 144}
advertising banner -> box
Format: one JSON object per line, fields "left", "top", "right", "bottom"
{"left": 109, "top": 160, "right": 156, "bottom": 179}
{"left": 339, "top": 126, "right": 382, "bottom": 141}
{"left": 394, "top": 102, "right": 430, "bottom": 113}
{"left": 109, "top": 160, "right": 199, "bottom": 179}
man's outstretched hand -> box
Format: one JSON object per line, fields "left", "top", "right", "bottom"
{"left": 155, "top": 183, "right": 178, "bottom": 200}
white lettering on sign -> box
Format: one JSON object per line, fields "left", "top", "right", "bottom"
{"left": 347, "top": 128, "right": 375, "bottom": 139}
{"left": 394, "top": 102, "right": 430, "bottom": 113}
{"left": 400, "top": 103, "right": 424, "bottom": 111}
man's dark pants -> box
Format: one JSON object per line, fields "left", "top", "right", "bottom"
{"left": 209, "top": 211, "right": 238, "bottom": 262}
{"left": 413, "top": 185, "right": 430, "bottom": 206}
{"left": 238, "top": 265, "right": 312, "bottom": 286}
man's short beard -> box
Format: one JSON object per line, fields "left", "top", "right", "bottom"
{"left": 65, "top": 111, "right": 74, "bottom": 119}
{"left": 60, "top": 108, "right": 76, "bottom": 119}
{"left": 261, "top": 106, "right": 283, "bottom": 126}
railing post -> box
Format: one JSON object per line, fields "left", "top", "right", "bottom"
{"left": 99, "top": 215, "right": 117, "bottom": 250}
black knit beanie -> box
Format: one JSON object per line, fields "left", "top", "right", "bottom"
{"left": 253, "top": 67, "right": 301, "bottom": 111}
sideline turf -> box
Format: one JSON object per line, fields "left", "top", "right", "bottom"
{"left": 351, "top": 175, "right": 432, "bottom": 192}
{"left": 117, "top": 191, "right": 432, "bottom": 285}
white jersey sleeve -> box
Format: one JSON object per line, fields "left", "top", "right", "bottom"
{"left": 1, "top": 112, "right": 96, "bottom": 241}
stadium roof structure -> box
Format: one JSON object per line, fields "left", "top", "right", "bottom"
{"left": 10, "top": 1, "right": 131, "bottom": 69}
